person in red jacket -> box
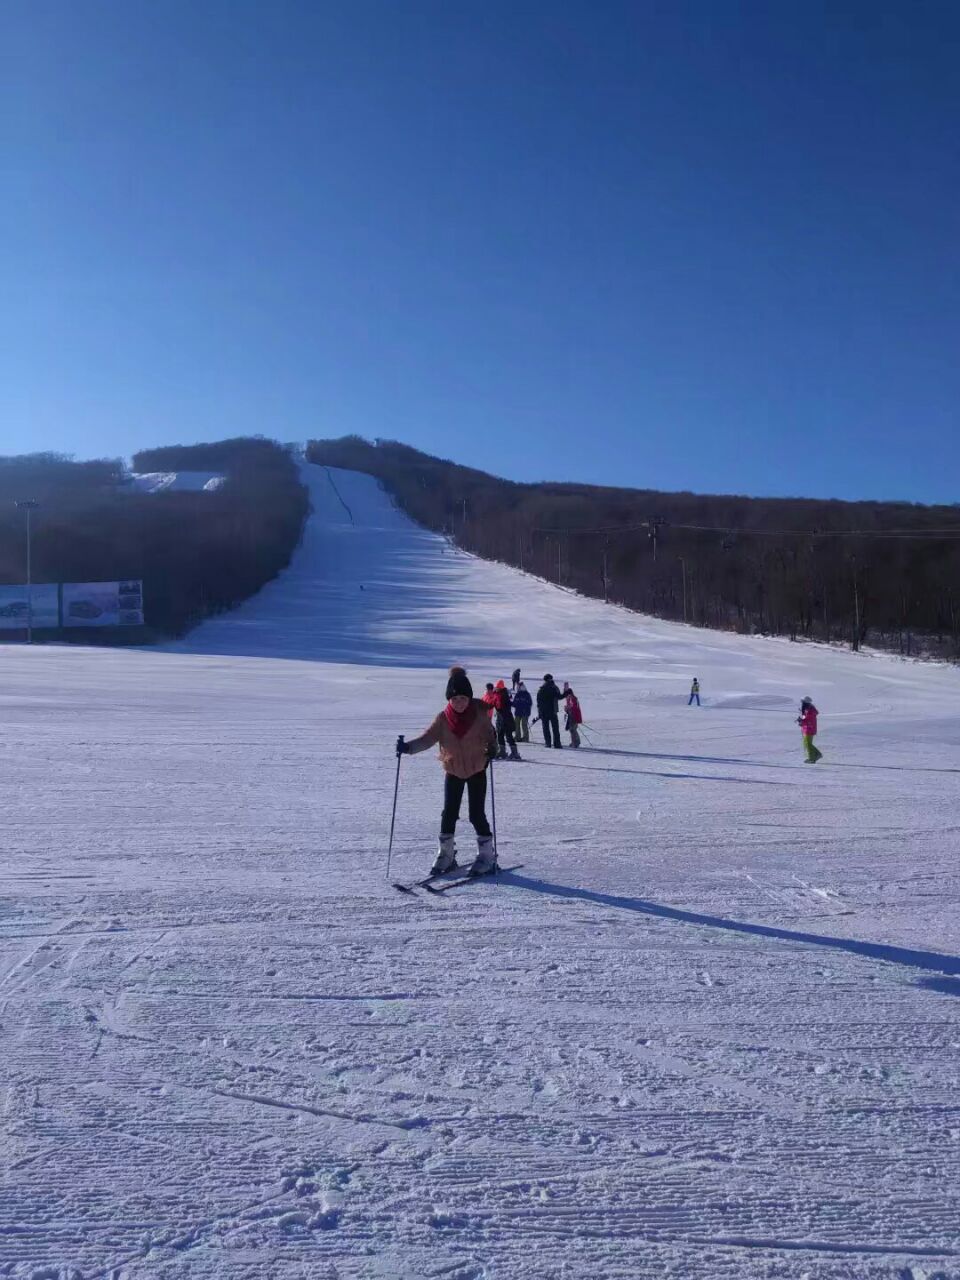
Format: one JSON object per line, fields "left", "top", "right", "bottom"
{"left": 563, "top": 682, "right": 583, "bottom": 748}
{"left": 481, "top": 683, "right": 498, "bottom": 720}
{"left": 797, "top": 697, "right": 822, "bottom": 763}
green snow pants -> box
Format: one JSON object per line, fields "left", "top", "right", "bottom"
{"left": 803, "top": 734, "right": 822, "bottom": 763}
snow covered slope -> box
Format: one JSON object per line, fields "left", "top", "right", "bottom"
{"left": 125, "top": 470, "right": 226, "bottom": 493}
{"left": 2, "top": 462, "right": 960, "bottom": 1278}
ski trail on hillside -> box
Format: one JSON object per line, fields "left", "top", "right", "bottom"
{"left": 3, "top": 465, "right": 960, "bottom": 1277}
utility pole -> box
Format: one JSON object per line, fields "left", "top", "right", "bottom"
{"left": 557, "top": 533, "right": 563, "bottom": 585}
{"left": 602, "top": 537, "right": 609, "bottom": 603}
{"left": 648, "top": 517, "right": 664, "bottom": 562}
{"left": 852, "top": 554, "right": 861, "bottom": 652}
{"left": 16, "top": 500, "right": 39, "bottom": 644}
{"left": 678, "top": 556, "right": 687, "bottom": 623}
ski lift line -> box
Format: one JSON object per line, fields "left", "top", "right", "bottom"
{"left": 530, "top": 519, "right": 960, "bottom": 541}
{"left": 324, "top": 467, "right": 355, "bottom": 525}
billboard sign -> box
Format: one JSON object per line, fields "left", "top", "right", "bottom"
{"left": 0, "top": 584, "right": 60, "bottom": 630}
{"left": 63, "top": 580, "right": 144, "bottom": 627}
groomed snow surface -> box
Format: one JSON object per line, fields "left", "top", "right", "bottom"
{"left": 3, "top": 462, "right": 960, "bottom": 1280}
{"left": 124, "top": 472, "right": 226, "bottom": 495}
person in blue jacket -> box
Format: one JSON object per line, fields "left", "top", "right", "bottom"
{"left": 512, "top": 681, "right": 533, "bottom": 742}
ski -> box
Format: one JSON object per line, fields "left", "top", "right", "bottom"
{"left": 391, "top": 867, "right": 465, "bottom": 895}
{"left": 423, "top": 863, "right": 524, "bottom": 894}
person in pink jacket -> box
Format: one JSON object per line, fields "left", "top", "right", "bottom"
{"left": 562, "top": 682, "right": 583, "bottom": 748}
{"left": 797, "top": 697, "right": 822, "bottom": 763}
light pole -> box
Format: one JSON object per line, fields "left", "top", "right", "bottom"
{"left": 678, "top": 556, "right": 688, "bottom": 623}
{"left": 16, "top": 499, "right": 39, "bottom": 644}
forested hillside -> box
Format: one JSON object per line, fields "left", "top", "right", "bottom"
{"left": 0, "top": 439, "right": 308, "bottom": 640}
{"left": 307, "top": 436, "right": 960, "bottom": 659}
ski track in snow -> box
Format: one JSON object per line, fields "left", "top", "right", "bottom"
{"left": 2, "top": 463, "right": 960, "bottom": 1278}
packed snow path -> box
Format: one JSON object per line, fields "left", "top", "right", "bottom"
{"left": 2, "top": 463, "right": 960, "bottom": 1279}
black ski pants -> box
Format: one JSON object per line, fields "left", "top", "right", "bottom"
{"left": 496, "top": 714, "right": 517, "bottom": 754}
{"left": 441, "top": 769, "right": 492, "bottom": 838}
{"left": 541, "top": 712, "right": 561, "bottom": 747}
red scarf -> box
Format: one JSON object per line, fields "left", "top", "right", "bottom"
{"left": 444, "top": 700, "right": 477, "bottom": 738}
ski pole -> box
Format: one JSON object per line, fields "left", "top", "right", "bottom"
{"left": 489, "top": 758, "right": 498, "bottom": 865}
{"left": 385, "top": 739, "right": 403, "bottom": 881}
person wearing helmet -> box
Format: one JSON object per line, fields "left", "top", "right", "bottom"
{"left": 797, "top": 697, "right": 822, "bottom": 763}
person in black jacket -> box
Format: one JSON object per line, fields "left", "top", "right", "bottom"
{"left": 493, "top": 680, "right": 521, "bottom": 759}
{"left": 536, "top": 674, "right": 564, "bottom": 748}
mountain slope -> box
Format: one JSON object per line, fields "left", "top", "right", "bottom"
{"left": 2, "top": 461, "right": 959, "bottom": 1278}
{"left": 308, "top": 434, "right": 960, "bottom": 660}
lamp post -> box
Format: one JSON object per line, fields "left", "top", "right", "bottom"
{"left": 15, "top": 500, "right": 39, "bottom": 644}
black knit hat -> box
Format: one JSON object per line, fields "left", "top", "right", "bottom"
{"left": 446, "top": 666, "right": 473, "bottom": 700}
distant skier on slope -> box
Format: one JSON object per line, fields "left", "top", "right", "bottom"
{"left": 494, "top": 680, "right": 521, "bottom": 760}
{"left": 537, "top": 674, "right": 565, "bottom": 749}
{"left": 688, "top": 677, "right": 700, "bottom": 706}
{"left": 396, "top": 666, "right": 498, "bottom": 876}
{"left": 797, "top": 696, "right": 822, "bottom": 764}
{"left": 513, "top": 681, "right": 533, "bottom": 742}
{"left": 511, "top": 667, "right": 522, "bottom": 692}
{"left": 481, "top": 683, "right": 498, "bottom": 719}
{"left": 562, "top": 683, "right": 583, "bottom": 748}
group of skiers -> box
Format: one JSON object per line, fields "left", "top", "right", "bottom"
{"left": 475, "top": 669, "right": 583, "bottom": 759}
{"left": 396, "top": 665, "right": 824, "bottom": 880}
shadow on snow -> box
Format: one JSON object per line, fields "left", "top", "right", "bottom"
{"left": 502, "top": 871, "right": 960, "bottom": 982}
{"left": 581, "top": 745, "right": 960, "bottom": 776}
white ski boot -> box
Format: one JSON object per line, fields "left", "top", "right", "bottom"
{"left": 468, "top": 834, "right": 497, "bottom": 877}
{"left": 430, "top": 834, "right": 458, "bottom": 877}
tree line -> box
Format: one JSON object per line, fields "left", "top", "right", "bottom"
{"left": 0, "top": 438, "right": 308, "bottom": 641}
{"left": 308, "top": 435, "right": 960, "bottom": 660}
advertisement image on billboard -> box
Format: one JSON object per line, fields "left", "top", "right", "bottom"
{"left": 62, "top": 581, "right": 144, "bottom": 627}
{"left": 0, "top": 584, "right": 60, "bottom": 630}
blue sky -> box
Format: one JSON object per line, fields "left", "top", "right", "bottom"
{"left": 2, "top": 0, "right": 959, "bottom": 501}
